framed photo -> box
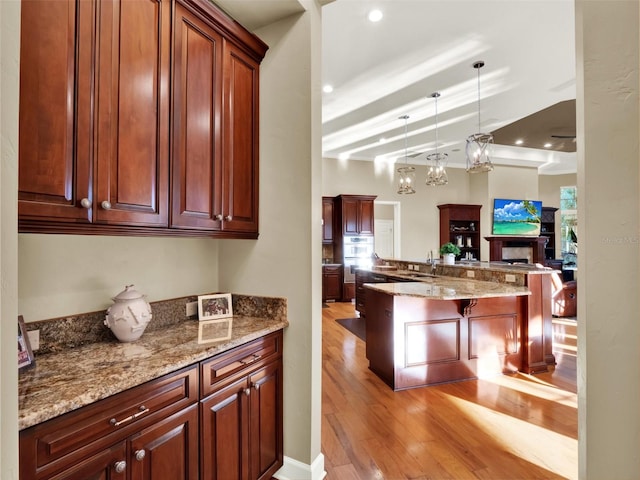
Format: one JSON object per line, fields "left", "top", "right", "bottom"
{"left": 18, "top": 315, "right": 35, "bottom": 370}
{"left": 198, "top": 293, "right": 233, "bottom": 321}
{"left": 198, "top": 318, "right": 233, "bottom": 344}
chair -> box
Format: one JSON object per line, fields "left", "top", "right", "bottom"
{"left": 551, "top": 272, "right": 577, "bottom": 317}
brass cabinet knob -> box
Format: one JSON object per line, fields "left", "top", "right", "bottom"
{"left": 101, "top": 200, "right": 112, "bottom": 210}
{"left": 80, "top": 198, "right": 91, "bottom": 209}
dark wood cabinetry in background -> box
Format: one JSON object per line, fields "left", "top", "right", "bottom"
{"left": 322, "top": 197, "right": 334, "bottom": 244}
{"left": 20, "top": 332, "right": 283, "bottom": 480}
{"left": 322, "top": 265, "right": 343, "bottom": 302}
{"left": 540, "top": 206, "right": 558, "bottom": 263}
{"left": 18, "top": 0, "right": 267, "bottom": 238}
{"left": 335, "top": 195, "right": 376, "bottom": 236}
{"left": 438, "top": 204, "right": 482, "bottom": 260}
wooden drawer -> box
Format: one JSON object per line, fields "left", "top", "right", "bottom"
{"left": 200, "top": 331, "right": 283, "bottom": 398}
{"left": 20, "top": 365, "right": 198, "bottom": 478}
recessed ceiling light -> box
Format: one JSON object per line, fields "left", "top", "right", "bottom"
{"left": 338, "top": 152, "right": 350, "bottom": 161}
{"left": 323, "top": 85, "right": 333, "bottom": 93}
{"left": 368, "top": 9, "right": 383, "bottom": 22}
{"left": 544, "top": 142, "right": 552, "bottom": 148}
{"left": 515, "top": 139, "right": 524, "bottom": 145}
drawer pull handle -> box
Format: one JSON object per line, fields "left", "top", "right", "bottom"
{"left": 135, "top": 449, "right": 146, "bottom": 461}
{"left": 243, "top": 388, "right": 251, "bottom": 396}
{"left": 239, "top": 354, "right": 261, "bottom": 365}
{"left": 253, "top": 383, "right": 260, "bottom": 391}
{"left": 114, "top": 460, "right": 127, "bottom": 474}
{"left": 109, "top": 405, "right": 149, "bottom": 427}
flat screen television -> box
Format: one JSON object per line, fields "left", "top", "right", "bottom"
{"left": 492, "top": 199, "right": 543, "bottom": 236}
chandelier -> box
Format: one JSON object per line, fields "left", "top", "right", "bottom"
{"left": 425, "top": 92, "right": 448, "bottom": 186}
{"left": 396, "top": 114, "right": 416, "bottom": 194}
{"left": 465, "top": 61, "right": 494, "bottom": 173}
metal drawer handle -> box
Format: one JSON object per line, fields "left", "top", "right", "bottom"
{"left": 135, "top": 449, "right": 146, "bottom": 461}
{"left": 114, "top": 460, "right": 126, "bottom": 474}
{"left": 109, "top": 405, "right": 149, "bottom": 427}
{"left": 239, "top": 354, "right": 261, "bottom": 365}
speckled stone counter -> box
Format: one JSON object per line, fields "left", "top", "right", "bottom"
{"left": 19, "top": 294, "right": 288, "bottom": 430}
{"left": 364, "top": 275, "right": 531, "bottom": 300}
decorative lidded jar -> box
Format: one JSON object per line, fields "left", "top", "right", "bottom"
{"left": 104, "top": 285, "right": 152, "bottom": 342}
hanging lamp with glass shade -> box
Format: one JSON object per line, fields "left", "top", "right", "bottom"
{"left": 426, "top": 92, "right": 448, "bottom": 186}
{"left": 396, "top": 114, "right": 416, "bottom": 194}
{"left": 466, "top": 61, "right": 494, "bottom": 173}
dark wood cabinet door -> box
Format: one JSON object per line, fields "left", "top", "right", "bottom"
{"left": 249, "top": 361, "right": 283, "bottom": 480}
{"left": 130, "top": 404, "right": 199, "bottom": 480}
{"left": 221, "top": 41, "right": 260, "bottom": 234}
{"left": 94, "top": 0, "right": 170, "bottom": 227}
{"left": 322, "top": 197, "right": 334, "bottom": 243}
{"left": 200, "top": 376, "right": 250, "bottom": 480}
{"left": 18, "top": 0, "right": 93, "bottom": 222}
{"left": 322, "top": 267, "right": 343, "bottom": 302}
{"left": 171, "top": 2, "right": 223, "bottom": 230}
{"left": 342, "top": 197, "right": 359, "bottom": 235}
{"left": 48, "top": 442, "right": 127, "bottom": 480}
{"left": 358, "top": 198, "right": 375, "bottom": 235}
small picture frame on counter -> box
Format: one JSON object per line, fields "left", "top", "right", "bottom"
{"left": 198, "top": 293, "right": 233, "bottom": 321}
{"left": 198, "top": 317, "right": 233, "bottom": 344}
{"left": 18, "top": 315, "right": 35, "bottom": 370}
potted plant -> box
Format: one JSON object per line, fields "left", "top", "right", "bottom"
{"left": 440, "top": 242, "right": 461, "bottom": 265}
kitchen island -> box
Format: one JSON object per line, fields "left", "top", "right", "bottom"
{"left": 363, "top": 275, "right": 533, "bottom": 390}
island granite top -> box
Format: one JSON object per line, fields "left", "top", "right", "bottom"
{"left": 364, "top": 275, "right": 531, "bottom": 300}
{"left": 18, "top": 315, "right": 288, "bottom": 430}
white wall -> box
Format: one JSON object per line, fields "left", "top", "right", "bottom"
{"left": 576, "top": 1, "right": 639, "bottom": 477}
{"left": 18, "top": 235, "right": 219, "bottom": 321}
{"left": 1, "top": 1, "right": 20, "bottom": 478}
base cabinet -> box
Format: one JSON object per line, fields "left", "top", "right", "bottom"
{"left": 322, "top": 265, "right": 343, "bottom": 302}
{"left": 19, "top": 332, "right": 283, "bottom": 480}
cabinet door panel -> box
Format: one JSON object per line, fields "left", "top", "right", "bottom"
{"left": 48, "top": 442, "right": 127, "bottom": 480}
{"left": 130, "top": 404, "right": 199, "bottom": 480}
{"left": 359, "top": 199, "right": 375, "bottom": 235}
{"left": 222, "top": 42, "right": 259, "bottom": 233}
{"left": 95, "top": 0, "right": 170, "bottom": 226}
{"left": 18, "top": 0, "right": 92, "bottom": 221}
{"left": 249, "top": 361, "right": 283, "bottom": 480}
{"left": 171, "top": 3, "right": 223, "bottom": 230}
{"left": 342, "top": 198, "right": 359, "bottom": 235}
{"left": 200, "top": 377, "right": 250, "bottom": 480}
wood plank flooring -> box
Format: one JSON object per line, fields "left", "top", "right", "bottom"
{"left": 321, "top": 302, "right": 578, "bottom": 480}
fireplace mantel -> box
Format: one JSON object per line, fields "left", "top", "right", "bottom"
{"left": 484, "top": 236, "right": 548, "bottom": 264}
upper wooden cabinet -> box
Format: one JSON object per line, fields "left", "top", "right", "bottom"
{"left": 19, "top": 0, "right": 170, "bottom": 228}
{"left": 322, "top": 197, "right": 334, "bottom": 243}
{"left": 18, "top": 0, "right": 267, "bottom": 238}
{"left": 335, "top": 195, "right": 376, "bottom": 236}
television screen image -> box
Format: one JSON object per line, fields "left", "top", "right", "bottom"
{"left": 492, "top": 199, "right": 543, "bottom": 236}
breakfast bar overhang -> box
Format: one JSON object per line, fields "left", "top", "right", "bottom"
{"left": 364, "top": 278, "right": 533, "bottom": 391}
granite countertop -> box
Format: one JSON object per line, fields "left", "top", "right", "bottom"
{"left": 18, "top": 314, "right": 288, "bottom": 431}
{"left": 364, "top": 275, "right": 531, "bottom": 300}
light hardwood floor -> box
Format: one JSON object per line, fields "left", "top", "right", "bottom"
{"left": 321, "top": 302, "right": 578, "bottom": 480}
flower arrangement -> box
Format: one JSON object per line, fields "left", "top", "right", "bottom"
{"left": 439, "top": 242, "right": 461, "bottom": 256}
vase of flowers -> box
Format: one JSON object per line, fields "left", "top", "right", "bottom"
{"left": 440, "top": 242, "right": 461, "bottom": 265}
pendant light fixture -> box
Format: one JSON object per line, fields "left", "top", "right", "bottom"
{"left": 465, "top": 61, "right": 494, "bottom": 173}
{"left": 396, "top": 114, "right": 416, "bottom": 194}
{"left": 425, "top": 92, "right": 448, "bottom": 186}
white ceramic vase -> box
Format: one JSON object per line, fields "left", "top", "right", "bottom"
{"left": 104, "top": 285, "right": 152, "bottom": 342}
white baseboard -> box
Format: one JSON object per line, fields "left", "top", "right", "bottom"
{"left": 273, "top": 453, "right": 326, "bottom": 480}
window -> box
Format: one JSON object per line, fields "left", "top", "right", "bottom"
{"left": 560, "top": 186, "right": 577, "bottom": 267}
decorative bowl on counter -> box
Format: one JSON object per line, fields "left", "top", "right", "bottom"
{"left": 104, "top": 285, "right": 152, "bottom": 342}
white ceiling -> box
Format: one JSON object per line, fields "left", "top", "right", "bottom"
{"left": 322, "top": 0, "right": 577, "bottom": 175}
{"left": 214, "top": 0, "right": 577, "bottom": 175}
